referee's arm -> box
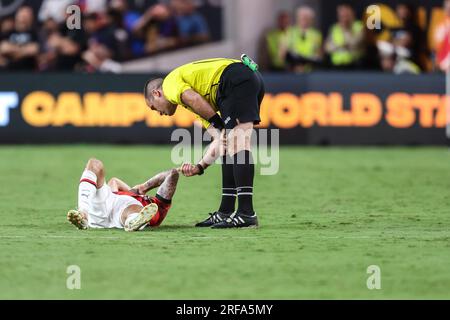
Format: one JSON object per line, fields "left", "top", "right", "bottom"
{"left": 181, "top": 89, "right": 223, "bottom": 128}
{"left": 180, "top": 89, "right": 225, "bottom": 176}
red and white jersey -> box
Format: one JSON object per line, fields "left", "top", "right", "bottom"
{"left": 113, "top": 191, "right": 152, "bottom": 207}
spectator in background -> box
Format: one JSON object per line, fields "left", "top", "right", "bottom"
{"left": 378, "top": 42, "right": 420, "bottom": 74}
{"left": 171, "top": 0, "right": 210, "bottom": 46}
{"left": 133, "top": 3, "right": 178, "bottom": 55}
{"left": 0, "top": 17, "right": 15, "bottom": 69}
{"left": 375, "top": 3, "right": 423, "bottom": 73}
{"left": 0, "top": 6, "right": 39, "bottom": 71}
{"left": 81, "top": 12, "right": 123, "bottom": 72}
{"left": 260, "top": 11, "right": 291, "bottom": 71}
{"left": 37, "top": 17, "right": 60, "bottom": 70}
{"left": 105, "top": 6, "right": 132, "bottom": 60}
{"left": 0, "top": 17, "right": 14, "bottom": 39}
{"left": 325, "top": 4, "right": 364, "bottom": 69}
{"left": 38, "top": 0, "right": 75, "bottom": 24}
{"left": 38, "top": 16, "right": 87, "bottom": 71}
{"left": 280, "top": 6, "right": 322, "bottom": 73}
{"left": 434, "top": 0, "right": 450, "bottom": 71}
{"left": 109, "top": 0, "right": 144, "bottom": 57}
{"left": 392, "top": 4, "right": 425, "bottom": 69}
{"left": 77, "top": 0, "right": 108, "bottom": 14}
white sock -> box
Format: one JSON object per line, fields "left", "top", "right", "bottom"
{"left": 78, "top": 170, "right": 98, "bottom": 214}
{"left": 124, "top": 212, "right": 140, "bottom": 228}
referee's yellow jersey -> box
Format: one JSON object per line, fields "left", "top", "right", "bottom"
{"left": 162, "top": 58, "right": 240, "bottom": 127}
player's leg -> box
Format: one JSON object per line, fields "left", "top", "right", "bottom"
{"left": 148, "top": 169, "right": 179, "bottom": 227}
{"left": 67, "top": 158, "right": 105, "bottom": 230}
{"left": 121, "top": 203, "right": 159, "bottom": 232}
{"left": 120, "top": 204, "right": 144, "bottom": 226}
{"left": 78, "top": 158, "right": 105, "bottom": 211}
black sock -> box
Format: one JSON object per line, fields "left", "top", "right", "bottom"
{"left": 233, "top": 150, "right": 255, "bottom": 215}
{"left": 218, "top": 155, "right": 236, "bottom": 214}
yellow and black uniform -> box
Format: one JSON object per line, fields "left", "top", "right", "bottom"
{"left": 163, "top": 58, "right": 265, "bottom": 129}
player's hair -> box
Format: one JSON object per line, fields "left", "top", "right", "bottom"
{"left": 144, "top": 78, "right": 163, "bottom": 101}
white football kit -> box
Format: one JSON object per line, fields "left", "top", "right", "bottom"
{"left": 87, "top": 184, "right": 143, "bottom": 229}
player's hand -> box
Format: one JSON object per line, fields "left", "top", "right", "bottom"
{"left": 180, "top": 163, "right": 200, "bottom": 177}
{"left": 130, "top": 184, "right": 145, "bottom": 195}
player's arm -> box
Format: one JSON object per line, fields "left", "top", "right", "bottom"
{"left": 131, "top": 169, "right": 176, "bottom": 195}
{"left": 108, "top": 177, "right": 132, "bottom": 193}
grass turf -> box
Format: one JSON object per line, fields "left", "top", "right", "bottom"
{"left": 0, "top": 145, "right": 450, "bottom": 299}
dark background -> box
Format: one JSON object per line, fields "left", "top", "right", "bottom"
{"left": 0, "top": 72, "right": 445, "bottom": 145}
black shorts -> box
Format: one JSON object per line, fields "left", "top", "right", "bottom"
{"left": 216, "top": 63, "right": 265, "bottom": 129}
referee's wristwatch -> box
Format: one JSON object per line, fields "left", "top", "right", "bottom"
{"left": 196, "top": 163, "right": 205, "bottom": 175}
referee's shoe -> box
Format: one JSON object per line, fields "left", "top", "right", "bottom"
{"left": 211, "top": 212, "right": 259, "bottom": 229}
{"left": 195, "top": 211, "right": 231, "bottom": 227}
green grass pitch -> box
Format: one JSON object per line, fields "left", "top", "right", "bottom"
{"left": 1, "top": 145, "right": 450, "bottom": 299}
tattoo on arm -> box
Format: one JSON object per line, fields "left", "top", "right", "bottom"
{"left": 129, "top": 188, "right": 139, "bottom": 194}
{"left": 156, "top": 170, "right": 179, "bottom": 200}
{"left": 141, "top": 170, "right": 173, "bottom": 194}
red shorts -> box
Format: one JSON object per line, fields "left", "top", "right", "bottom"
{"left": 148, "top": 196, "right": 171, "bottom": 227}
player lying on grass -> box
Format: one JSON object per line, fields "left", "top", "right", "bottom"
{"left": 67, "top": 158, "right": 179, "bottom": 232}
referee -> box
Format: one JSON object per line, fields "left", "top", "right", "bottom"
{"left": 144, "top": 56, "right": 265, "bottom": 228}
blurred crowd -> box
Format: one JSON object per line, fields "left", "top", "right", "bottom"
{"left": 2, "top": 0, "right": 450, "bottom": 74}
{"left": 260, "top": 2, "right": 450, "bottom": 74}
{"left": 0, "top": 0, "right": 210, "bottom": 72}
